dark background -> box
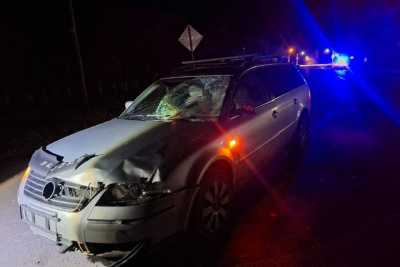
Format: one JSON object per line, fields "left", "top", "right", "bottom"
{"left": 0, "top": 0, "right": 399, "bottom": 173}
{"left": 1, "top": 2, "right": 400, "bottom": 266}
{"left": 1, "top": 0, "right": 399, "bottom": 108}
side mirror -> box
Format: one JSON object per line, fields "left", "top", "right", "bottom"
{"left": 239, "top": 104, "right": 256, "bottom": 115}
{"left": 125, "top": 101, "right": 134, "bottom": 110}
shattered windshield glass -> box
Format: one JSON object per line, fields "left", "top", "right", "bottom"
{"left": 120, "top": 75, "right": 231, "bottom": 120}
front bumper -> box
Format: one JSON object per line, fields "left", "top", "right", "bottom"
{"left": 19, "top": 186, "right": 195, "bottom": 247}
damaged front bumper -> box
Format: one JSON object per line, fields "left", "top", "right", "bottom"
{"left": 19, "top": 186, "right": 195, "bottom": 252}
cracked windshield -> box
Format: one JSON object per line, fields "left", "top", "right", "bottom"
{"left": 121, "top": 76, "right": 231, "bottom": 120}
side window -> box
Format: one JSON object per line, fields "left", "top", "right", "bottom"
{"left": 260, "top": 65, "right": 305, "bottom": 99}
{"left": 233, "top": 70, "right": 270, "bottom": 110}
{"left": 287, "top": 66, "right": 305, "bottom": 89}
{"left": 258, "top": 67, "right": 284, "bottom": 99}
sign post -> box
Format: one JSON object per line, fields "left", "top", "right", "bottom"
{"left": 178, "top": 25, "right": 203, "bottom": 60}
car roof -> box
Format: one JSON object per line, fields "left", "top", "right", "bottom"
{"left": 163, "top": 54, "right": 292, "bottom": 78}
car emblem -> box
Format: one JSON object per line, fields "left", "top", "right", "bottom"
{"left": 42, "top": 181, "right": 58, "bottom": 200}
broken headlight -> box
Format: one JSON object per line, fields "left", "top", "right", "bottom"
{"left": 97, "top": 180, "right": 171, "bottom": 206}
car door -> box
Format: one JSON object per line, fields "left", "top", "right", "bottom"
{"left": 261, "top": 65, "right": 303, "bottom": 149}
{"left": 285, "top": 65, "right": 308, "bottom": 123}
{"left": 225, "top": 68, "right": 279, "bottom": 183}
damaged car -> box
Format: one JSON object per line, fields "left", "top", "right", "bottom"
{"left": 17, "top": 55, "right": 311, "bottom": 258}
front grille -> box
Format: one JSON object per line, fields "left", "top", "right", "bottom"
{"left": 23, "top": 170, "right": 93, "bottom": 211}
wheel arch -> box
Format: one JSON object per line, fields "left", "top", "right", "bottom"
{"left": 183, "top": 155, "right": 235, "bottom": 230}
{"left": 199, "top": 157, "right": 234, "bottom": 183}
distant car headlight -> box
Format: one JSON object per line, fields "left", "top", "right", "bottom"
{"left": 97, "top": 176, "right": 171, "bottom": 206}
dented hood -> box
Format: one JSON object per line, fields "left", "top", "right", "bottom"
{"left": 40, "top": 117, "right": 218, "bottom": 186}
{"left": 46, "top": 118, "right": 166, "bottom": 162}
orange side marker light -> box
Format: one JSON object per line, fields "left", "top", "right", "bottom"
{"left": 228, "top": 138, "right": 238, "bottom": 149}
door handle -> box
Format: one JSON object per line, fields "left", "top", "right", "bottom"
{"left": 272, "top": 109, "right": 278, "bottom": 118}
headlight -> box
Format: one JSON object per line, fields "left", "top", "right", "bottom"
{"left": 97, "top": 180, "right": 171, "bottom": 206}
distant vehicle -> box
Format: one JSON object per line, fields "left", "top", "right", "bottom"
{"left": 17, "top": 55, "right": 311, "bottom": 257}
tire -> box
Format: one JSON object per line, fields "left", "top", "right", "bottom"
{"left": 188, "top": 162, "right": 234, "bottom": 262}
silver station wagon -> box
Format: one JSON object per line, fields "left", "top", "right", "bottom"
{"left": 17, "top": 55, "right": 311, "bottom": 257}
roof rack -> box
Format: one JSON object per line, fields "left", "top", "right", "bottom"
{"left": 181, "top": 54, "right": 288, "bottom": 65}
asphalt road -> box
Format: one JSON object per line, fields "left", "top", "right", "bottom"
{"left": 0, "top": 69, "right": 399, "bottom": 266}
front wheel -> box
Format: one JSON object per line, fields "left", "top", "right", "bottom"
{"left": 187, "top": 163, "right": 234, "bottom": 266}
{"left": 191, "top": 163, "right": 234, "bottom": 241}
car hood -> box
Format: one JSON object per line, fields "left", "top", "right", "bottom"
{"left": 41, "top": 118, "right": 219, "bottom": 186}
{"left": 46, "top": 118, "right": 166, "bottom": 162}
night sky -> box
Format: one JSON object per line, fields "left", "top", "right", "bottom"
{"left": 0, "top": 0, "right": 399, "bottom": 108}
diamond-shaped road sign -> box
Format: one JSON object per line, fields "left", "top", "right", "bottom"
{"left": 178, "top": 25, "right": 203, "bottom": 52}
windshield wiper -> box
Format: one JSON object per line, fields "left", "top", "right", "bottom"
{"left": 120, "top": 114, "right": 171, "bottom": 121}
{"left": 119, "top": 103, "right": 154, "bottom": 119}
{"left": 120, "top": 112, "right": 217, "bottom": 121}
{"left": 170, "top": 115, "right": 218, "bottom": 121}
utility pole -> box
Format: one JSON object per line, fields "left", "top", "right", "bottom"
{"left": 69, "top": 0, "right": 88, "bottom": 106}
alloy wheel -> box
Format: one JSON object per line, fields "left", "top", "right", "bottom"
{"left": 201, "top": 180, "right": 232, "bottom": 233}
